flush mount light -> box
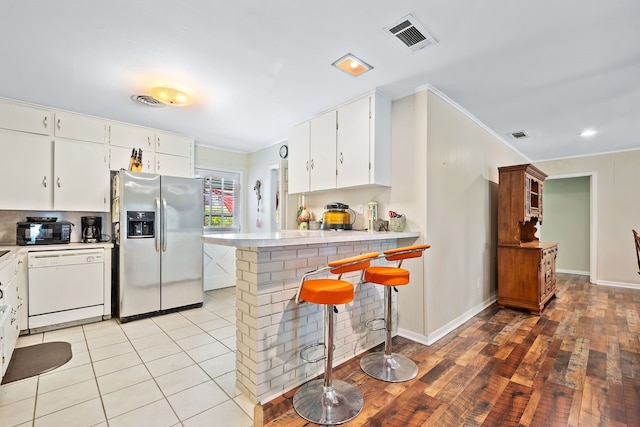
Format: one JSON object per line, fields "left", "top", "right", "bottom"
{"left": 579, "top": 129, "right": 597, "bottom": 137}
{"left": 331, "top": 53, "right": 373, "bottom": 77}
{"left": 149, "top": 86, "right": 193, "bottom": 106}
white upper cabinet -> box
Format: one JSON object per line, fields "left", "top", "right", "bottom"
{"left": 0, "top": 101, "right": 51, "bottom": 136}
{"left": 309, "top": 110, "right": 337, "bottom": 192}
{"left": 287, "top": 121, "right": 310, "bottom": 194}
{"left": 109, "top": 123, "right": 154, "bottom": 150}
{"left": 287, "top": 91, "right": 391, "bottom": 194}
{"left": 337, "top": 92, "right": 391, "bottom": 188}
{"left": 54, "top": 112, "right": 108, "bottom": 144}
{"left": 155, "top": 153, "right": 192, "bottom": 178}
{"left": 155, "top": 131, "right": 192, "bottom": 157}
{"left": 0, "top": 129, "right": 53, "bottom": 210}
{"left": 336, "top": 96, "right": 370, "bottom": 189}
{"left": 53, "top": 139, "right": 109, "bottom": 211}
{"left": 108, "top": 145, "right": 154, "bottom": 173}
{"left": 288, "top": 111, "right": 337, "bottom": 194}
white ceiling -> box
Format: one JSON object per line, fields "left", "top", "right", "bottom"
{"left": 1, "top": 1, "right": 638, "bottom": 161}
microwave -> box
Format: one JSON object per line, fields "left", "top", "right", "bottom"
{"left": 16, "top": 221, "right": 73, "bottom": 245}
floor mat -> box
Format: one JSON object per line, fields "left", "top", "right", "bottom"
{"left": 1, "top": 341, "right": 72, "bottom": 385}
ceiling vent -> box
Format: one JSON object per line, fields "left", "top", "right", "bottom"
{"left": 385, "top": 14, "right": 437, "bottom": 52}
{"left": 130, "top": 94, "right": 165, "bottom": 108}
{"left": 509, "top": 131, "right": 528, "bottom": 140}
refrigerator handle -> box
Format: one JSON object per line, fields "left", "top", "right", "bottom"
{"left": 155, "top": 197, "right": 161, "bottom": 252}
{"left": 162, "top": 198, "right": 168, "bottom": 252}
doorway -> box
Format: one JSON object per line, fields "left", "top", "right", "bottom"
{"left": 539, "top": 174, "right": 595, "bottom": 280}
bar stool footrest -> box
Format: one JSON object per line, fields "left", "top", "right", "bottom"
{"left": 300, "top": 342, "right": 335, "bottom": 363}
{"left": 365, "top": 317, "right": 386, "bottom": 331}
{"left": 360, "top": 352, "right": 418, "bottom": 383}
{"left": 293, "top": 379, "right": 363, "bottom": 425}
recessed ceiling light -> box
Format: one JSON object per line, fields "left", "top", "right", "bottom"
{"left": 331, "top": 53, "right": 373, "bottom": 77}
{"left": 149, "top": 87, "right": 193, "bottom": 106}
{"left": 579, "top": 129, "right": 597, "bottom": 137}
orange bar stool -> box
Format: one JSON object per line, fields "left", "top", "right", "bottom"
{"left": 293, "top": 251, "right": 379, "bottom": 425}
{"left": 360, "top": 244, "right": 430, "bottom": 382}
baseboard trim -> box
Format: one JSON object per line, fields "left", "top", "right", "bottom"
{"left": 596, "top": 279, "right": 640, "bottom": 290}
{"left": 557, "top": 269, "right": 589, "bottom": 276}
{"left": 399, "top": 295, "right": 497, "bottom": 346}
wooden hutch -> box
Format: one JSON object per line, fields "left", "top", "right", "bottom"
{"left": 497, "top": 163, "right": 558, "bottom": 314}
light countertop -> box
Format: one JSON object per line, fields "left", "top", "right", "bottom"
{"left": 201, "top": 229, "right": 420, "bottom": 248}
{"left": 0, "top": 242, "right": 114, "bottom": 253}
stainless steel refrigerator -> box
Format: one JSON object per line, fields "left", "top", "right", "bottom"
{"left": 112, "top": 170, "right": 203, "bottom": 321}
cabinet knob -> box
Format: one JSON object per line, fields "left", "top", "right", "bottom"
{"left": 56, "top": 119, "right": 61, "bottom": 130}
{"left": 310, "top": 159, "right": 314, "bottom": 170}
{"left": 339, "top": 152, "right": 344, "bottom": 164}
{"left": 43, "top": 116, "right": 48, "bottom": 129}
{"left": 305, "top": 161, "right": 309, "bottom": 171}
{"left": 157, "top": 160, "right": 160, "bottom": 170}
{"left": 42, "top": 176, "right": 47, "bottom": 188}
{"left": 147, "top": 136, "right": 152, "bottom": 147}
{"left": 57, "top": 177, "right": 62, "bottom": 188}
{"left": 157, "top": 137, "right": 160, "bottom": 147}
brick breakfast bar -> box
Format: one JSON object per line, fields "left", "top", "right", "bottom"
{"left": 201, "top": 230, "right": 420, "bottom": 404}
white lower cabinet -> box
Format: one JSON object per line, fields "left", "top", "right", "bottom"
{"left": 16, "top": 253, "right": 28, "bottom": 332}
{"left": 0, "top": 256, "right": 19, "bottom": 379}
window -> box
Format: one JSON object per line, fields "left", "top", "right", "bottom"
{"left": 195, "top": 168, "right": 241, "bottom": 231}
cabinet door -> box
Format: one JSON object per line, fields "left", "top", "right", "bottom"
{"left": 110, "top": 123, "right": 154, "bottom": 150}
{"left": 337, "top": 96, "right": 370, "bottom": 188}
{"left": 309, "top": 111, "right": 337, "bottom": 192}
{"left": 0, "top": 129, "right": 53, "bottom": 210}
{"left": 54, "top": 112, "right": 108, "bottom": 144}
{"left": 287, "top": 121, "right": 310, "bottom": 194}
{"left": 15, "top": 253, "right": 28, "bottom": 332}
{"left": 0, "top": 101, "right": 51, "bottom": 136}
{"left": 156, "top": 153, "right": 192, "bottom": 177}
{"left": 109, "top": 145, "right": 154, "bottom": 173}
{"left": 54, "top": 139, "right": 109, "bottom": 211}
{"left": 155, "top": 131, "right": 192, "bottom": 157}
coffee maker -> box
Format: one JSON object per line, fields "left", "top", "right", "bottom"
{"left": 81, "top": 216, "right": 102, "bottom": 243}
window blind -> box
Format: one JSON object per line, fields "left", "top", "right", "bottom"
{"left": 195, "top": 168, "right": 241, "bottom": 231}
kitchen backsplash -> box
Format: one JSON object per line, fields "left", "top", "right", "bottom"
{"left": 0, "top": 210, "right": 110, "bottom": 244}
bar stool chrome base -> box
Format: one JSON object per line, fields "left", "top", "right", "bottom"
{"left": 293, "top": 379, "right": 364, "bottom": 425}
{"left": 360, "top": 352, "right": 418, "bottom": 383}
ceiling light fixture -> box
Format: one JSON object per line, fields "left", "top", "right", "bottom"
{"left": 579, "top": 129, "right": 597, "bottom": 137}
{"left": 149, "top": 86, "right": 193, "bottom": 106}
{"left": 331, "top": 53, "right": 373, "bottom": 77}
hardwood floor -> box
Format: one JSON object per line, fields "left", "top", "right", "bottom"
{"left": 262, "top": 274, "right": 640, "bottom": 426}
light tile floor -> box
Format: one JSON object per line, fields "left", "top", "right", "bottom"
{"left": 0, "top": 287, "right": 253, "bottom": 427}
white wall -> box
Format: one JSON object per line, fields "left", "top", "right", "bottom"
{"left": 537, "top": 150, "right": 640, "bottom": 286}
{"left": 195, "top": 145, "right": 249, "bottom": 232}
{"left": 423, "top": 89, "right": 526, "bottom": 339}
{"left": 247, "top": 144, "right": 282, "bottom": 233}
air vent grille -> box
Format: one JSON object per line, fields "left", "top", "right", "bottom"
{"left": 385, "top": 14, "right": 437, "bottom": 52}
{"left": 509, "top": 131, "right": 528, "bottom": 140}
{"left": 130, "top": 94, "right": 165, "bottom": 108}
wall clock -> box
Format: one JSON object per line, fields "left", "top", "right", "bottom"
{"left": 279, "top": 144, "right": 288, "bottom": 159}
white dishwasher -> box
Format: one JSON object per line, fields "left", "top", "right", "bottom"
{"left": 28, "top": 249, "right": 104, "bottom": 329}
